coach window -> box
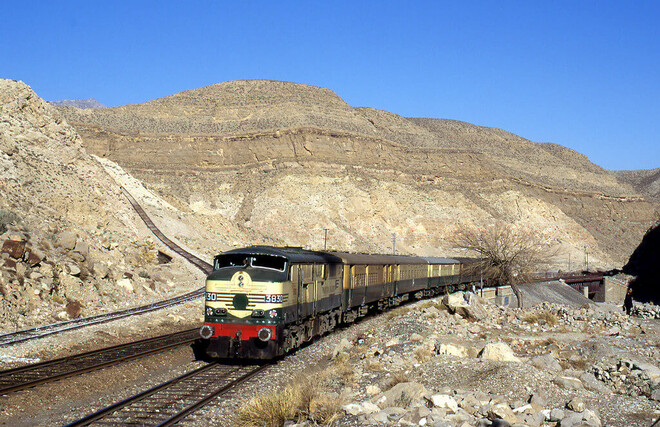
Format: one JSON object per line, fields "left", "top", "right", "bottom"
{"left": 313, "top": 264, "right": 326, "bottom": 280}
{"left": 328, "top": 263, "right": 338, "bottom": 278}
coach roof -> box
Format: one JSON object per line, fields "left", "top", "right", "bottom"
{"left": 328, "top": 251, "right": 428, "bottom": 265}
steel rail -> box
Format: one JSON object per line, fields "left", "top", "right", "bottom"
{"left": 0, "top": 187, "right": 212, "bottom": 347}
{"left": 0, "top": 290, "right": 203, "bottom": 347}
{"left": 0, "top": 329, "right": 199, "bottom": 395}
{"left": 65, "top": 363, "right": 269, "bottom": 426}
{"left": 157, "top": 363, "right": 270, "bottom": 426}
{"left": 119, "top": 186, "right": 213, "bottom": 275}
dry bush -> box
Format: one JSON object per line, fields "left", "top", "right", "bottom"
{"left": 451, "top": 221, "right": 559, "bottom": 308}
{"left": 235, "top": 384, "right": 301, "bottom": 427}
{"left": 384, "top": 369, "right": 410, "bottom": 391}
{"left": 524, "top": 310, "right": 558, "bottom": 326}
{"left": 332, "top": 353, "right": 355, "bottom": 385}
{"left": 0, "top": 210, "right": 20, "bottom": 235}
{"left": 365, "top": 359, "right": 385, "bottom": 372}
{"left": 235, "top": 372, "right": 344, "bottom": 427}
{"left": 413, "top": 347, "right": 434, "bottom": 362}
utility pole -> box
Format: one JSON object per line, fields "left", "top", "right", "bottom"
{"left": 323, "top": 228, "right": 328, "bottom": 250}
{"left": 584, "top": 246, "right": 589, "bottom": 271}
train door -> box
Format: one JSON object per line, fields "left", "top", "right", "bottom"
{"left": 312, "top": 264, "right": 320, "bottom": 316}
{"left": 384, "top": 265, "right": 393, "bottom": 298}
{"left": 296, "top": 265, "right": 303, "bottom": 321}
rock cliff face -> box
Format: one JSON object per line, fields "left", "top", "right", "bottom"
{"left": 57, "top": 80, "right": 658, "bottom": 268}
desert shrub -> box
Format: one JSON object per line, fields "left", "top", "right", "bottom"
{"left": 332, "top": 353, "right": 355, "bottom": 385}
{"left": 365, "top": 359, "right": 385, "bottom": 372}
{"left": 413, "top": 347, "right": 435, "bottom": 362}
{"left": 235, "top": 372, "right": 343, "bottom": 427}
{"left": 524, "top": 310, "right": 558, "bottom": 326}
{"left": 0, "top": 210, "right": 20, "bottom": 235}
{"left": 384, "top": 369, "right": 410, "bottom": 391}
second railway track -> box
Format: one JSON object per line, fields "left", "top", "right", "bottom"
{"left": 0, "top": 187, "right": 211, "bottom": 347}
{"left": 66, "top": 362, "right": 270, "bottom": 426}
{"left": 0, "top": 329, "right": 199, "bottom": 395}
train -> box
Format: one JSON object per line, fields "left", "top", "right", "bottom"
{"left": 198, "top": 246, "right": 477, "bottom": 359}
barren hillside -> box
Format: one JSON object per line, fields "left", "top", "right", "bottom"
{"left": 57, "top": 80, "right": 658, "bottom": 268}
{"left": 614, "top": 168, "right": 660, "bottom": 202}
{"left": 0, "top": 79, "right": 205, "bottom": 332}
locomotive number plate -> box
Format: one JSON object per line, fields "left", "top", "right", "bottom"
{"left": 264, "top": 294, "right": 285, "bottom": 303}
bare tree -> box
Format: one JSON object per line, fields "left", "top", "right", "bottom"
{"left": 451, "top": 221, "right": 558, "bottom": 308}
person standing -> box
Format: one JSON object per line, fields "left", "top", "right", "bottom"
{"left": 623, "top": 287, "right": 634, "bottom": 315}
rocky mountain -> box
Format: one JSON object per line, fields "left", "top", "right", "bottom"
{"left": 49, "top": 98, "right": 106, "bottom": 109}
{"left": 614, "top": 168, "right": 660, "bottom": 202}
{"left": 0, "top": 79, "right": 204, "bottom": 331}
{"left": 57, "top": 80, "right": 659, "bottom": 268}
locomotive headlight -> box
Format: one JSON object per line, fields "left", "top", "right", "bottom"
{"left": 215, "top": 307, "right": 227, "bottom": 316}
{"left": 199, "top": 324, "right": 214, "bottom": 339}
{"left": 257, "top": 327, "right": 273, "bottom": 342}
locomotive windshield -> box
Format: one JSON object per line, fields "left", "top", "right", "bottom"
{"left": 214, "top": 254, "right": 287, "bottom": 272}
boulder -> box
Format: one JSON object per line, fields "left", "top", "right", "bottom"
{"left": 25, "top": 248, "right": 44, "bottom": 266}
{"left": 342, "top": 401, "right": 380, "bottom": 416}
{"left": 579, "top": 372, "right": 612, "bottom": 394}
{"left": 566, "top": 397, "right": 586, "bottom": 412}
{"left": 478, "top": 342, "right": 521, "bottom": 363}
{"left": 560, "top": 409, "right": 601, "bottom": 427}
{"left": 65, "top": 263, "right": 81, "bottom": 277}
{"left": 94, "top": 262, "right": 109, "bottom": 279}
{"left": 436, "top": 343, "right": 468, "bottom": 357}
{"left": 442, "top": 291, "right": 488, "bottom": 321}
{"left": 552, "top": 376, "right": 584, "bottom": 390}
{"left": 374, "top": 382, "right": 428, "bottom": 409}
{"left": 116, "top": 278, "right": 134, "bottom": 293}
{"left": 1, "top": 239, "right": 26, "bottom": 259}
{"left": 650, "top": 389, "right": 660, "bottom": 401}
{"left": 331, "top": 338, "right": 352, "bottom": 359}
{"left": 488, "top": 403, "right": 516, "bottom": 424}
{"left": 429, "top": 394, "right": 459, "bottom": 412}
{"left": 73, "top": 240, "right": 89, "bottom": 261}
{"left": 530, "top": 353, "right": 562, "bottom": 372}
{"left": 56, "top": 232, "right": 77, "bottom": 250}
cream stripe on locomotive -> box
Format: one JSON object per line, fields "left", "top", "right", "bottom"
{"left": 205, "top": 291, "right": 290, "bottom": 307}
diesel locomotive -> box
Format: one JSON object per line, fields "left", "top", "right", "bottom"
{"left": 198, "top": 246, "right": 473, "bottom": 359}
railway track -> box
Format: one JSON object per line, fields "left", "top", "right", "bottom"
{"left": 0, "top": 188, "right": 212, "bottom": 347}
{"left": 0, "top": 329, "right": 199, "bottom": 395}
{"left": 119, "top": 186, "right": 213, "bottom": 275}
{"left": 66, "top": 362, "right": 269, "bottom": 426}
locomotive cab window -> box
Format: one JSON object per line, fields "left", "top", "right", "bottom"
{"left": 214, "top": 254, "right": 286, "bottom": 272}
{"left": 214, "top": 254, "right": 250, "bottom": 270}
{"left": 252, "top": 255, "right": 286, "bottom": 272}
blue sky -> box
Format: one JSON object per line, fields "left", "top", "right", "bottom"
{"left": 2, "top": 1, "right": 658, "bottom": 170}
